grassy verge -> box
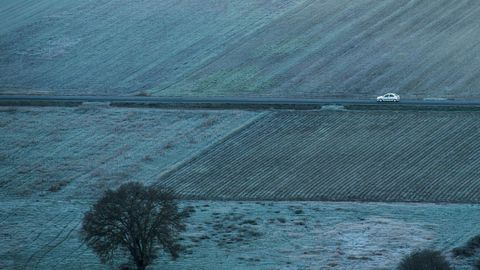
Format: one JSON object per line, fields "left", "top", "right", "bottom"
{"left": 0, "top": 100, "right": 82, "bottom": 107}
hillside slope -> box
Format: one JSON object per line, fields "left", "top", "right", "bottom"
{"left": 1, "top": 0, "right": 480, "bottom": 98}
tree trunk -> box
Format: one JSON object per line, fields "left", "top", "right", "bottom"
{"left": 136, "top": 261, "right": 146, "bottom": 270}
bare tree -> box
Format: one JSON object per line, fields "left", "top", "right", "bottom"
{"left": 81, "top": 182, "right": 188, "bottom": 270}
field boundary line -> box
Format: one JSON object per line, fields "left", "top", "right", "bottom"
{"left": 155, "top": 112, "right": 271, "bottom": 184}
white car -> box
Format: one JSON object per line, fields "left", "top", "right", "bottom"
{"left": 377, "top": 93, "right": 400, "bottom": 102}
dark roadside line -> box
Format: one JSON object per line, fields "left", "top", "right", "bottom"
{"left": 1, "top": 96, "right": 480, "bottom": 111}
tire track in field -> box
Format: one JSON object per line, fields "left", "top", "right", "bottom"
{"left": 25, "top": 214, "right": 80, "bottom": 270}
{"left": 33, "top": 220, "right": 82, "bottom": 270}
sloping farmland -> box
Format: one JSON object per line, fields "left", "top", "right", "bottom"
{"left": 2, "top": 0, "right": 480, "bottom": 98}
{"left": 158, "top": 109, "right": 480, "bottom": 202}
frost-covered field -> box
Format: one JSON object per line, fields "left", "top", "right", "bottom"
{"left": 1, "top": 200, "right": 479, "bottom": 270}
{"left": 2, "top": 107, "right": 480, "bottom": 269}
{"left": 0, "top": 106, "right": 259, "bottom": 200}
{"left": 160, "top": 110, "right": 480, "bottom": 202}
{"left": 1, "top": 0, "right": 480, "bottom": 98}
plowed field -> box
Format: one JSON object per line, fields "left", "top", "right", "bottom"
{"left": 2, "top": 0, "right": 480, "bottom": 98}
{"left": 159, "top": 110, "right": 480, "bottom": 202}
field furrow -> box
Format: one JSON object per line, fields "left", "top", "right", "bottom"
{"left": 3, "top": 1, "right": 480, "bottom": 98}
{"left": 160, "top": 110, "right": 480, "bottom": 202}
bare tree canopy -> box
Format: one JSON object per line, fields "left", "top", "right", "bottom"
{"left": 81, "top": 182, "right": 188, "bottom": 270}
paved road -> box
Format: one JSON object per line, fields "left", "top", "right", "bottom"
{"left": 1, "top": 95, "right": 480, "bottom": 107}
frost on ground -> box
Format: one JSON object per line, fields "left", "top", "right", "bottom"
{"left": 0, "top": 106, "right": 259, "bottom": 199}
{"left": 1, "top": 200, "right": 479, "bottom": 270}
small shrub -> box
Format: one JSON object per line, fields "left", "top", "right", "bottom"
{"left": 48, "top": 181, "right": 68, "bottom": 192}
{"left": 200, "top": 117, "right": 219, "bottom": 128}
{"left": 452, "top": 246, "right": 473, "bottom": 257}
{"left": 184, "top": 206, "right": 196, "bottom": 214}
{"left": 142, "top": 155, "right": 153, "bottom": 162}
{"left": 397, "top": 249, "right": 451, "bottom": 270}
{"left": 294, "top": 209, "right": 304, "bottom": 215}
{"left": 452, "top": 235, "right": 480, "bottom": 257}
{"left": 465, "top": 235, "right": 480, "bottom": 249}
{"left": 475, "top": 260, "right": 480, "bottom": 270}
{"left": 135, "top": 91, "right": 151, "bottom": 96}
{"left": 289, "top": 206, "right": 304, "bottom": 215}
{"left": 241, "top": 219, "right": 257, "bottom": 225}
{"left": 163, "top": 142, "right": 174, "bottom": 150}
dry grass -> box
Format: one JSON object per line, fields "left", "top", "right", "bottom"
{"left": 199, "top": 117, "right": 219, "bottom": 129}
{"left": 48, "top": 180, "right": 70, "bottom": 192}
{"left": 1, "top": 200, "right": 479, "bottom": 269}
{"left": 0, "top": 107, "right": 257, "bottom": 199}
